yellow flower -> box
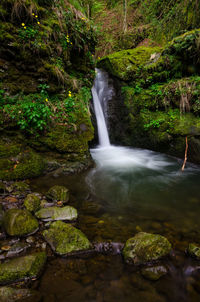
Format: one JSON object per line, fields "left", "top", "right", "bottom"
{"left": 35, "top": 15, "right": 38, "bottom": 18}
{"left": 45, "top": 98, "right": 48, "bottom": 102}
{"left": 37, "top": 21, "right": 40, "bottom": 25}
{"left": 22, "top": 23, "right": 25, "bottom": 26}
{"left": 32, "top": 13, "right": 35, "bottom": 16}
{"left": 24, "top": 26, "right": 27, "bottom": 29}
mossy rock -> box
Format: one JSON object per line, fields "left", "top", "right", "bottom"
{"left": 46, "top": 185, "right": 69, "bottom": 203}
{"left": 0, "top": 286, "right": 41, "bottom": 302}
{"left": 188, "top": 243, "right": 200, "bottom": 259}
{"left": 35, "top": 206, "right": 77, "bottom": 221}
{"left": 0, "top": 252, "right": 46, "bottom": 284}
{"left": 141, "top": 265, "right": 168, "bottom": 281}
{"left": 43, "top": 221, "right": 92, "bottom": 255}
{"left": 0, "top": 150, "right": 46, "bottom": 181}
{"left": 11, "top": 181, "right": 30, "bottom": 192}
{"left": 97, "top": 46, "right": 162, "bottom": 81}
{"left": 3, "top": 208, "right": 39, "bottom": 236}
{"left": 123, "top": 232, "right": 172, "bottom": 265}
{"left": 24, "top": 194, "right": 41, "bottom": 212}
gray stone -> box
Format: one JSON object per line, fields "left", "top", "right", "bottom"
{"left": 141, "top": 265, "right": 168, "bottom": 281}
{"left": 35, "top": 206, "right": 77, "bottom": 221}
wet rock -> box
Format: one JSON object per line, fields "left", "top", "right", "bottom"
{"left": 3, "top": 209, "right": 39, "bottom": 236}
{"left": 46, "top": 185, "right": 69, "bottom": 203}
{"left": 0, "top": 286, "right": 41, "bottom": 302}
{"left": 35, "top": 206, "right": 77, "bottom": 221}
{"left": 12, "top": 182, "right": 30, "bottom": 193}
{"left": 0, "top": 252, "right": 46, "bottom": 284}
{"left": 123, "top": 232, "right": 172, "bottom": 264}
{"left": 43, "top": 221, "right": 92, "bottom": 255}
{"left": 24, "top": 194, "right": 41, "bottom": 212}
{"left": 26, "top": 236, "right": 35, "bottom": 244}
{"left": 141, "top": 265, "right": 168, "bottom": 281}
{"left": 188, "top": 243, "right": 200, "bottom": 259}
{"left": 6, "top": 242, "right": 30, "bottom": 258}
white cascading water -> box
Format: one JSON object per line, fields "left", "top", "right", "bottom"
{"left": 88, "top": 68, "right": 199, "bottom": 214}
{"left": 91, "top": 69, "right": 111, "bottom": 147}
{"left": 91, "top": 68, "right": 172, "bottom": 171}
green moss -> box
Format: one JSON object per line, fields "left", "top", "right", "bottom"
{"left": 123, "top": 232, "right": 172, "bottom": 265}
{"left": 3, "top": 208, "right": 39, "bottom": 236}
{"left": 97, "top": 46, "right": 162, "bottom": 81}
{"left": 24, "top": 193, "right": 41, "bottom": 212}
{"left": 46, "top": 185, "right": 69, "bottom": 203}
{"left": 0, "top": 252, "right": 46, "bottom": 284}
{"left": 188, "top": 243, "right": 200, "bottom": 259}
{"left": 43, "top": 221, "right": 92, "bottom": 255}
{"left": 0, "top": 149, "right": 46, "bottom": 181}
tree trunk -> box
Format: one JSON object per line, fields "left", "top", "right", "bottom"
{"left": 123, "top": 0, "right": 127, "bottom": 33}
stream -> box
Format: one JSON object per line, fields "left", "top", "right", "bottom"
{"left": 30, "top": 69, "right": 200, "bottom": 302}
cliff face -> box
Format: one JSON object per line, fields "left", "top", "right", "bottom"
{"left": 97, "top": 30, "right": 200, "bottom": 164}
{"left": 0, "top": 0, "right": 96, "bottom": 180}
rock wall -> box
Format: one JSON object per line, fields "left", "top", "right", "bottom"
{"left": 97, "top": 30, "right": 200, "bottom": 164}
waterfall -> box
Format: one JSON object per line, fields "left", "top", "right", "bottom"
{"left": 92, "top": 69, "right": 113, "bottom": 147}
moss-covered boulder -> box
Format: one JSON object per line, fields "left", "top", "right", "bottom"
{"left": 35, "top": 206, "right": 77, "bottom": 221}
{"left": 24, "top": 194, "right": 41, "bottom": 212}
{"left": 141, "top": 265, "right": 168, "bottom": 281}
{"left": 3, "top": 209, "right": 39, "bottom": 236}
{"left": 123, "top": 232, "right": 172, "bottom": 265}
{"left": 0, "top": 143, "right": 46, "bottom": 181}
{"left": 97, "top": 46, "right": 162, "bottom": 81}
{"left": 188, "top": 243, "right": 200, "bottom": 259}
{"left": 46, "top": 185, "right": 69, "bottom": 203}
{"left": 0, "top": 252, "right": 46, "bottom": 284}
{"left": 43, "top": 221, "right": 92, "bottom": 255}
{"left": 0, "top": 286, "right": 41, "bottom": 302}
{"left": 0, "top": 204, "right": 4, "bottom": 227}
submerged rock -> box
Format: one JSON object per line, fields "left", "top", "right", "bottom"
{"left": 43, "top": 221, "right": 92, "bottom": 255}
{"left": 24, "top": 194, "right": 41, "bottom": 212}
{"left": 6, "top": 242, "right": 30, "bottom": 258}
{"left": 11, "top": 182, "right": 30, "bottom": 193}
{"left": 46, "top": 185, "right": 69, "bottom": 203}
{"left": 123, "top": 232, "right": 171, "bottom": 265}
{"left": 3, "top": 209, "right": 39, "bottom": 236}
{"left": 0, "top": 252, "right": 46, "bottom": 284}
{"left": 35, "top": 206, "right": 77, "bottom": 221}
{"left": 0, "top": 286, "right": 41, "bottom": 302}
{"left": 141, "top": 265, "right": 168, "bottom": 281}
{"left": 188, "top": 243, "right": 200, "bottom": 259}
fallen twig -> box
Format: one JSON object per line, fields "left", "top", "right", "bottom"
{"left": 181, "top": 136, "right": 188, "bottom": 172}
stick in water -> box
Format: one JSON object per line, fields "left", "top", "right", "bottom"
{"left": 181, "top": 136, "right": 188, "bottom": 171}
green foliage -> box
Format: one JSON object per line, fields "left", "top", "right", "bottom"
{"left": 4, "top": 96, "right": 51, "bottom": 133}
{"left": 18, "top": 26, "right": 38, "bottom": 40}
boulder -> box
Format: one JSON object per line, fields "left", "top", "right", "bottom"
{"left": 0, "top": 252, "right": 46, "bottom": 284}
{"left": 24, "top": 194, "right": 41, "bottom": 212}
{"left": 46, "top": 185, "right": 69, "bottom": 203}
{"left": 123, "top": 232, "right": 171, "bottom": 264}
{"left": 35, "top": 206, "right": 77, "bottom": 221}
{"left": 43, "top": 221, "right": 92, "bottom": 255}
{"left": 3, "top": 209, "right": 39, "bottom": 236}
